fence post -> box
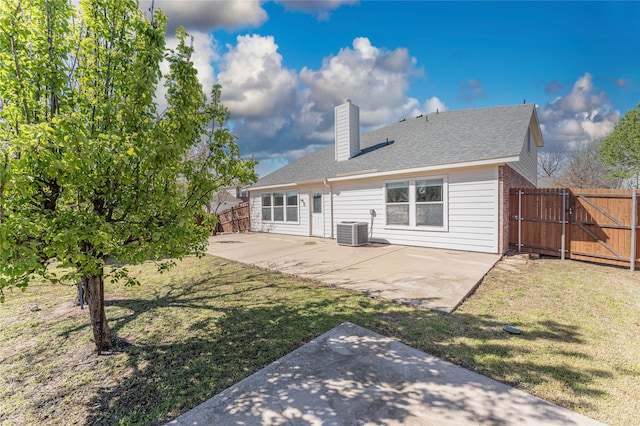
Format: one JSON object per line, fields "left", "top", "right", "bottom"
{"left": 561, "top": 189, "right": 566, "bottom": 260}
{"left": 517, "top": 190, "right": 522, "bottom": 253}
{"left": 234, "top": 205, "right": 237, "bottom": 233}
{"left": 632, "top": 188, "right": 637, "bottom": 272}
{"left": 232, "top": 206, "right": 238, "bottom": 232}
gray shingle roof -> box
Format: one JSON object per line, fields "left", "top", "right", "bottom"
{"left": 253, "top": 104, "right": 537, "bottom": 188}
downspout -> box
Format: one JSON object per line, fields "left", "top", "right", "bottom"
{"left": 324, "top": 179, "right": 334, "bottom": 238}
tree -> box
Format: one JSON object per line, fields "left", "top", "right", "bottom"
{"left": 551, "top": 139, "right": 622, "bottom": 188}
{"left": 538, "top": 148, "right": 565, "bottom": 179}
{"left": 601, "top": 104, "right": 640, "bottom": 187}
{"left": 0, "top": 0, "right": 256, "bottom": 352}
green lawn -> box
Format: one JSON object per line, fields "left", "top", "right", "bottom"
{"left": 1, "top": 254, "right": 638, "bottom": 425}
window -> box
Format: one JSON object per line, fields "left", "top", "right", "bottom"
{"left": 385, "top": 177, "right": 447, "bottom": 230}
{"left": 261, "top": 191, "right": 298, "bottom": 223}
{"left": 273, "top": 193, "right": 284, "bottom": 221}
{"left": 386, "top": 182, "right": 409, "bottom": 225}
{"left": 286, "top": 191, "right": 298, "bottom": 222}
{"left": 416, "top": 179, "right": 443, "bottom": 227}
{"left": 261, "top": 194, "right": 272, "bottom": 221}
{"left": 312, "top": 193, "right": 322, "bottom": 214}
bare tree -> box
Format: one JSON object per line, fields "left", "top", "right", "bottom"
{"left": 538, "top": 148, "right": 566, "bottom": 179}
{"left": 552, "top": 140, "right": 623, "bottom": 188}
{"left": 206, "top": 188, "right": 233, "bottom": 214}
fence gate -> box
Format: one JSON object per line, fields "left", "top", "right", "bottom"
{"left": 509, "top": 188, "right": 638, "bottom": 270}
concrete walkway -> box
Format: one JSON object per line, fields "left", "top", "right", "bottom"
{"left": 206, "top": 232, "right": 501, "bottom": 313}
{"left": 168, "top": 322, "right": 604, "bottom": 426}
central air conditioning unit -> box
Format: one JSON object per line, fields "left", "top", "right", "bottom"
{"left": 336, "top": 222, "right": 369, "bottom": 247}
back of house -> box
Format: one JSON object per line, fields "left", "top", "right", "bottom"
{"left": 250, "top": 101, "right": 544, "bottom": 254}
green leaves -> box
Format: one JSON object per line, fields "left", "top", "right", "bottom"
{"left": 0, "top": 0, "right": 255, "bottom": 296}
{"left": 601, "top": 104, "right": 640, "bottom": 181}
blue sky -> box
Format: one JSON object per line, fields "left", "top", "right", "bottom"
{"left": 143, "top": 1, "right": 640, "bottom": 177}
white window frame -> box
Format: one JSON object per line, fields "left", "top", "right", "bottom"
{"left": 273, "top": 192, "right": 285, "bottom": 221}
{"left": 285, "top": 191, "right": 299, "bottom": 223}
{"left": 415, "top": 178, "right": 445, "bottom": 228}
{"left": 383, "top": 175, "right": 448, "bottom": 231}
{"left": 261, "top": 193, "right": 272, "bottom": 221}
{"left": 385, "top": 181, "right": 410, "bottom": 226}
{"left": 260, "top": 191, "right": 299, "bottom": 223}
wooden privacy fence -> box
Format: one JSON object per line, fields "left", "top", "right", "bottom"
{"left": 509, "top": 188, "right": 639, "bottom": 270}
{"left": 215, "top": 201, "right": 250, "bottom": 233}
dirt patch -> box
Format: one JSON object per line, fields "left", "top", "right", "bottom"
{"left": 41, "top": 300, "right": 88, "bottom": 321}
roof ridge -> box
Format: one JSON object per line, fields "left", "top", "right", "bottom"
{"left": 252, "top": 103, "right": 535, "bottom": 187}
{"left": 394, "top": 103, "right": 534, "bottom": 123}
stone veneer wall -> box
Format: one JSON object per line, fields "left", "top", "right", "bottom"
{"left": 498, "top": 165, "right": 535, "bottom": 253}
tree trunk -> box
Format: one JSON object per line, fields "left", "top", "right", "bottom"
{"left": 81, "top": 274, "right": 112, "bottom": 353}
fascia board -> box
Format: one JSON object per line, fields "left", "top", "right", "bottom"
{"left": 249, "top": 183, "right": 298, "bottom": 191}
{"left": 326, "top": 156, "right": 521, "bottom": 183}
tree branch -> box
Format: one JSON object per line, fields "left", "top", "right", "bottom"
{"left": 9, "top": 12, "right": 31, "bottom": 124}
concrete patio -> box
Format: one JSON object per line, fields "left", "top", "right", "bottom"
{"left": 169, "top": 322, "right": 604, "bottom": 426}
{"left": 206, "top": 232, "right": 502, "bottom": 313}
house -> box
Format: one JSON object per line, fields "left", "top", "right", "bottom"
{"left": 249, "top": 100, "right": 543, "bottom": 254}
{"left": 206, "top": 185, "right": 250, "bottom": 214}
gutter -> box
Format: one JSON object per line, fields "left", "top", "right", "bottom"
{"left": 252, "top": 155, "right": 520, "bottom": 190}
{"left": 323, "top": 179, "right": 334, "bottom": 239}
{"left": 249, "top": 182, "right": 298, "bottom": 191}
{"left": 325, "top": 156, "right": 521, "bottom": 183}
{"left": 250, "top": 179, "right": 326, "bottom": 191}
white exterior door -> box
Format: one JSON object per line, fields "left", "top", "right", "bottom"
{"left": 311, "top": 192, "right": 324, "bottom": 237}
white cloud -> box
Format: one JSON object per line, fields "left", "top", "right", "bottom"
{"left": 155, "top": 31, "right": 218, "bottom": 115}
{"left": 556, "top": 73, "right": 602, "bottom": 114}
{"left": 214, "top": 35, "right": 432, "bottom": 177}
{"left": 214, "top": 35, "right": 300, "bottom": 153}
{"left": 140, "top": 0, "right": 268, "bottom": 33}
{"left": 218, "top": 35, "right": 298, "bottom": 121}
{"left": 538, "top": 73, "right": 619, "bottom": 151}
{"left": 423, "top": 96, "right": 447, "bottom": 113}
{"left": 457, "top": 78, "right": 486, "bottom": 102}
{"left": 613, "top": 78, "right": 629, "bottom": 91}
{"left": 253, "top": 144, "right": 331, "bottom": 177}
{"left": 276, "top": 0, "right": 358, "bottom": 21}
{"left": 544, "top": 80, "right": 565, "bottom": 94}
{"left": 184, "top": 31, "right": 218, "bottom": 95}
{"left": 299, "top": 37, "right": 423, "bottom": 129}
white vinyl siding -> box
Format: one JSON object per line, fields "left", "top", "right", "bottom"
{"left": 251, "top": 166, "right": 500, "bottom": 253}
{"left": 508, "top": 126, "right": 538, "bottom": 185}
{"left": 332, "top": 181, "right": 381, "bottom": 226}
{"left": 251, "top": 191, "right": 309, "bottom": 236}
{"left": 331, "top": 167, "right": 499, "bottom": 253}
